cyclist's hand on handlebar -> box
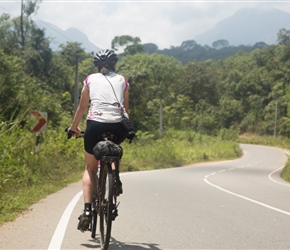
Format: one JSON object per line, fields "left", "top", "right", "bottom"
{"left": 65, "top": 126, "right": 83, "bottom": 139}
{"left": 71, "top": 126, "right": 82, "bottom": 137}
{"left": 127, "top": 131, "right": 135, "bottom": 144}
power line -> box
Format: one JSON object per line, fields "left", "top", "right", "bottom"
{"left": 32, "top": 16, "right": 75, "bottom": 45}
{"left": 0, "top": 1, "right": 21, "bottom": 15}
{"left": 0, "top": 1, "right": 75, "bottom": 44}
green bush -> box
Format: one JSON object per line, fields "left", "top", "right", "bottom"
{"left": 281, "top": 160, "right": 290, "bottom": 182}
{"left": 0, "top": 119, "right": 84, "bottom": 223}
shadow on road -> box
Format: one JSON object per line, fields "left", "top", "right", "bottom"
{"left": 81, "top": 237, "right": 160, "bottom": 249}
{"left": 110, "top": 237, "right": 161, "bottom": 250}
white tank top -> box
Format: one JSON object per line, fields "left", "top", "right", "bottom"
{"left": 84, "top": 71, "right": 129, "bottom": 123}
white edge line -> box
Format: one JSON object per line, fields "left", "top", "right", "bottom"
{"left": 268, "top": 150, "right": 290, "bottom": 187}
{"left": 47, "top": 191, "right": 83, "bottom": 250}
{"left": 268, "top": 166, "right": 290, "bottom": 187}
{"left": 204, "top": 178, "right": 290, "bottom": 217}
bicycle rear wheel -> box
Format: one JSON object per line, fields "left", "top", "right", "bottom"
{"left": 91, "top": 208, "right": 97, "bottom": 238}
{"left": 99, "top": 163, "right": 113, "bottom": 250}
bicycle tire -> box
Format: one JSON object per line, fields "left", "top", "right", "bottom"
{"left": 99, "top": 163, "right": 113, "bottom": 250}
{"left": 91, "top": 209, "right": 97, "bottom": 238}
{"left": 91, "top": 174, "right": 99, "bottom": 239}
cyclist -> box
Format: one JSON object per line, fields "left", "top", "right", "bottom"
{"left": 69, "top": 49, "right": 130, "bottom": 232}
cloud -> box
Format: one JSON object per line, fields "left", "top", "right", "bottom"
{"left": 1, "top": 1, "right": 290, "bottom": 50}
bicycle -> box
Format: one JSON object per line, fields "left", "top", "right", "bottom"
{"left": 66, "top": 127, "right": 135, "bottom": 250}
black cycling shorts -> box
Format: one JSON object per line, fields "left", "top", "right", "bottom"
{"left": 84, "top": 120, "right": 128, "bottom": 154}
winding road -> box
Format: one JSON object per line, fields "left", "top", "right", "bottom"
{"left": 1, "top": 144, "right": 290, "bottom": 249}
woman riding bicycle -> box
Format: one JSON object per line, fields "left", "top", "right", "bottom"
{"left": 69, "top": 49, "right": 130, "bottom": 232}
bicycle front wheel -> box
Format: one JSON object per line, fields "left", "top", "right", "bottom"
{"left": 99, "top": 164, "right": 113, "bottom": 250}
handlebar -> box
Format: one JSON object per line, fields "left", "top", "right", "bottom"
{"left": 65, "top": 126, "right": 135, "bottom": 143}
{"left": 65, "top": 127, "right": 84, "bottom": 139}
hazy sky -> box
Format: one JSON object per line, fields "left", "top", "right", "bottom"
{"left": 1, "top": 1, "right": 290, "bottom": 50}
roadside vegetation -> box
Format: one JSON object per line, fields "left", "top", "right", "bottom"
{"left": 1, "top": 6, "right": 290, "bottom": 224}
{"left": 0, "top": 122, "right": 241, "bottom": 224}
{"left": 2, "top": 122, "right": 290, "bottom": 224}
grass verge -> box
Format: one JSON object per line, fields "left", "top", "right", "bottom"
{"left": 2, "top": 128, "right": 290, "bottom": 225}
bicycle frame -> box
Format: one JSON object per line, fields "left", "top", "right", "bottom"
{"left": 65, "top": 127, "right": 133, "bottom": 250}
{"left": 97, "top": 156, "right": 120, "bottom": 215}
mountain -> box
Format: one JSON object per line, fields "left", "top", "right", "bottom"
{"left": 194, "top": 8, "right": 290, "bottom": 46}
{"left": 35, "top": 8, "right": 290, "bottom": 53}
{"left": 35, "top": 20, "right": 102, "bottom": 52}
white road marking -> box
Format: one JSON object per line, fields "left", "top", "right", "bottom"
{"left": 47, "top": 158, "right": 289, "bottom": 250}
{"left": 47, "top": 191, "right": 82, "bottom": 250}
{"left": 268, "top": 166, "right": 290, "bottom": 187}
{"left": 47, "top": 172, "right": 130, "bottom": 249}
{"left": 204, "top": 177, "right": 290, "bottom": 217}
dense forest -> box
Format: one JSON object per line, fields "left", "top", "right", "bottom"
{"left": 1, "top": 7, "right": 290, "bottom": 138}
{"left": 143, "top": 39, "right": 267, "bottom": 64}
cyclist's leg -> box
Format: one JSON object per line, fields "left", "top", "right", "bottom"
{"left": 82, "top": 152, "right": 98, "bottom": 204}
{"left": 111, "top": 160, "right": 123, "bottom": 195}
{"left": 110, "top": 122, "right": 128, "bottom": 195}
{"left": 78, "top": 120, "right": 101, "bottom": 232}
{"left": 78, "top": 152, "right": 98, "bottom": 232}
{"left": 82, "top": 120, "right": 103, "bottom": 204}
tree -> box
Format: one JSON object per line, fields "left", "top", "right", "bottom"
{"left": 45, "top": 51, "right": 74, "bottom": 93}
{"left": 0, "top": 14, "right": 17, "bottom": 54}
{"left": 253, "top": 41, "right": 268, "bottom": 49}
{"left": 0, "top": 12, "right": 53, "bottom": 79}
{"left": 23, "top": 23, "right": 52, "bottom": 79}
{"left": 111, "top": 35, "right": 144, "bottom": 55}
{"left": 212, "top": 39, "right": 229, "bottom": 49}
{"left": 143, "top": 43, "right": 158, "bottom": 53}
{"left": 180, "top": 40, "right": 198, "bottom": 50}
{"left": 59, "top": 42, "right": 86, "bottom": 66}
{"left": 217, "top": 97, "right": 243, "bottom": 128}
{"left": 183, "top": 61, "right": 220, "bottom": 106}
{"left": 20, "top": 0, "right": 42, "bottom": 48}
{"left": 0, "top": 51, "right": 26, "bottom": 121}
{"left": 277, "top": 28, "right": 290, "bottom": 45}
{"left": 59, "top": 42, "right": 88, "bottom": 112}
{"left": 118, "top": 53, "right": 183, "bottom": 133}
{"left": 0, "top": 50, "right": 61, "bottom": 124}
{"left": 163, "top": 94, "right": 195, "bottom": 129}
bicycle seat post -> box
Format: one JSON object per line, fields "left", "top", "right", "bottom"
{"left": 101, "top": 132, "right": 117, "bottom": 142}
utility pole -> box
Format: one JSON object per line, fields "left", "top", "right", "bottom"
{"left": 20, "top": 0, "right": 25, "bottom": 48}
{"left": 159, "top": 98, "right": 163, "bottom": 138}
{"left": 63, "top": 49, "right": 92, "bottom": 113}
{"left": 74, "top": 52, "right": 80, "bottom": 113}
{"left": 274, "top": 98, "right": 278, "bottom": 137}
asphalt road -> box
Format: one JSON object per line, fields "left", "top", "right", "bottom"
{"left": 1, "top": 144, "right": 290, "bottom": 250}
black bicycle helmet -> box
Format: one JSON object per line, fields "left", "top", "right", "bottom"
{"left": 93, "top": 49, "right": 118, "bottom": 67}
